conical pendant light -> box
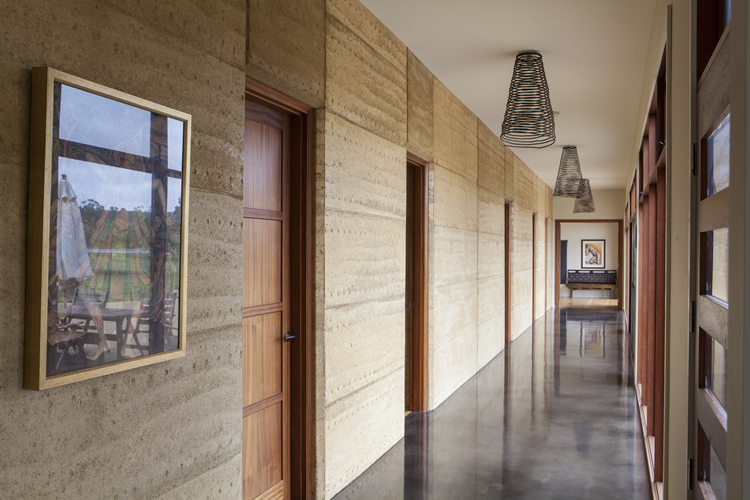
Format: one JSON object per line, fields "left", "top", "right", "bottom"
{"left": 501, "top": 51, "right": 556, "bottom": 148}
{"left": 573, "top": 179, "right": 596, "bottom": 213}
{"left": 553, "top": 146, "right": 582, "bottom": 197}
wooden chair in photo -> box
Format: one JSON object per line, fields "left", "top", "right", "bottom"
{"left": 71, "top": 289, "right": 108, "bottom": 339}
{"left": 48, "top": 288, "right": 109, "bottom": 372}
{"left": 46, "top": 317, "right": 88, "bottom": 374}
{"left": 70, "top": 288, "right": 110, "bottom": 360}
{"left": 120, "top": 292, "right": 151, "bottom": 356}
{"left": 122, "top": 290, "right": 178, "bottom": 353}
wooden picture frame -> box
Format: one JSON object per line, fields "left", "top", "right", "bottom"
{"left": 25, "top": 67, "right": 191, "bottom": 390}
{"left": 581, "top": 239, "right": 605, "bottom": 268}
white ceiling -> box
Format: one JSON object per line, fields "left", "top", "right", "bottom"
{"left": 360, "top": 0, "right": 657, "bottom": 190}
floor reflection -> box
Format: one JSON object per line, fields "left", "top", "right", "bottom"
{"left": 334, "top": 308, "right": 650, "bottom": 499}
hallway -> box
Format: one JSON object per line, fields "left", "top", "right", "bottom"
{"left": 335, "top": 309, "right": 651, "bottom": 499}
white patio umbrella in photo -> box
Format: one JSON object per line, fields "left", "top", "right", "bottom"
{"left": 57, "top": 174, "right": 94, "bottom": 283}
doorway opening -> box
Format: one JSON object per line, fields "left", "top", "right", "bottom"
{"left": 405, "top": 153, "right": 428, "bottom": 413}
{"left": 554, "top": 219, "right": 623, "bottom": 310}
{"left": 243, "top": 79, "right": 313, "bottom": 500}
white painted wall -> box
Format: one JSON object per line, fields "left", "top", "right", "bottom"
{"left": 559, "top": 222, "right": 619, "bottom": 298}
{"left": 553, "top": 189, "right": 627, "bottom": 220}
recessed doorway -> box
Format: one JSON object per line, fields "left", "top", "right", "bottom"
{"left": 405, "top": 153, "right": 428, "bottom": 413}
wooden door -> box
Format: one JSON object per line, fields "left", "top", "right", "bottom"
{"left": 692, "top": 21, "right": 730, "bottom": 499}
{"left": 243, "top": 100, "right": 291, "bottom": 500}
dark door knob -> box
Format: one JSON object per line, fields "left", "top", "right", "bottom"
{"left": 284, "top": 331, "right": 296, "bottom": 342}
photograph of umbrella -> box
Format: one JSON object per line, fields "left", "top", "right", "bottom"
{"left": 47, "top": 174, "right": 97, "bottom": 373}
{"left": 56, "top": 174, "right": 94, "bottom": 284}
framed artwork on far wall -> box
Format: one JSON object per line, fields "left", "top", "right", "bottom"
{"left": 581, "top": 239, "right": 605, "bottom": 268}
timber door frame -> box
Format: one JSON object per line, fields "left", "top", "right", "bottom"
{"left": 544, "top": 217, "right": 549, "bottom": 313}
{"left": 244, "top": 78, "right": 313, "bottom": 499}
{"left": 406, "top": 152, "right": 429, "bottom": 412}
{"left": 532, "top": 213, "right": 537, "bottom": 321}
{"left": 554, "top": 219, "right": 624, "bottom": 309}
{"left": 629, "top": 217, "right": 638, "bottom": 338}
{"left": 505, "top": 201, "right": 513, "bottom": 341}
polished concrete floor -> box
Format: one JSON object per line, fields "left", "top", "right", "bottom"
{"left": 335, "top": 308, "right": 651, "bottom": 499}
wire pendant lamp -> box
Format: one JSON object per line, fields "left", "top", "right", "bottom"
{"left": 573, "top": 179, "right": 596, "bottom": 213}
{"left": 501, "top": 51, "right": 556, "bottom": 148}
{"left": 553, "top": 146, "right": 582, "bottom": 197}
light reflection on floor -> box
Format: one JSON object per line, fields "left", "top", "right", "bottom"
{"left": 335, "top": 308, "right": 651, "bottom": 500}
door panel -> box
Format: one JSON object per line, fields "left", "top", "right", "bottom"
{"left": 243, "top": 403, "right": 283, "bottom": 498}
{"left": 243, "top": 100, "right": 290, "bottom": 499}
{"left": 244, "top": 120, "right": 283, "bottom": 212}
{"left": 693, "top": 22, "right": 730, "bottom": 498}
{"left": 243, "top": 313, "right": 283, "bottom": 406}
{"left": 243, "top": 220, "right": 283, "bottom": 308}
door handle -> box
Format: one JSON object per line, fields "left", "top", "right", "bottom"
{"left": 284, "top": 331, "right": 296, "bottom": 342}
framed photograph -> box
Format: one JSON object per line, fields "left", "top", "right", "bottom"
{"left": 25, "top": 67, "right": 191, "bottom": 390}
{"left": 581, "top": 239, "right": 605, "bottom": 269}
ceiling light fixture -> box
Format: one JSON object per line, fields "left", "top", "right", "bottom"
{"left": 501, "top": 51, "right": 556, "bottom": 148}
{"left": 553, "top": 146, "right": 582, "bottom": 197}
{"left": 573, "top": 179, "right": 596, "bottom": 213}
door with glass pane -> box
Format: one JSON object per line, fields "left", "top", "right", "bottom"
{"left": 692, "top": 22, "right": 730, "bottom": 499}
